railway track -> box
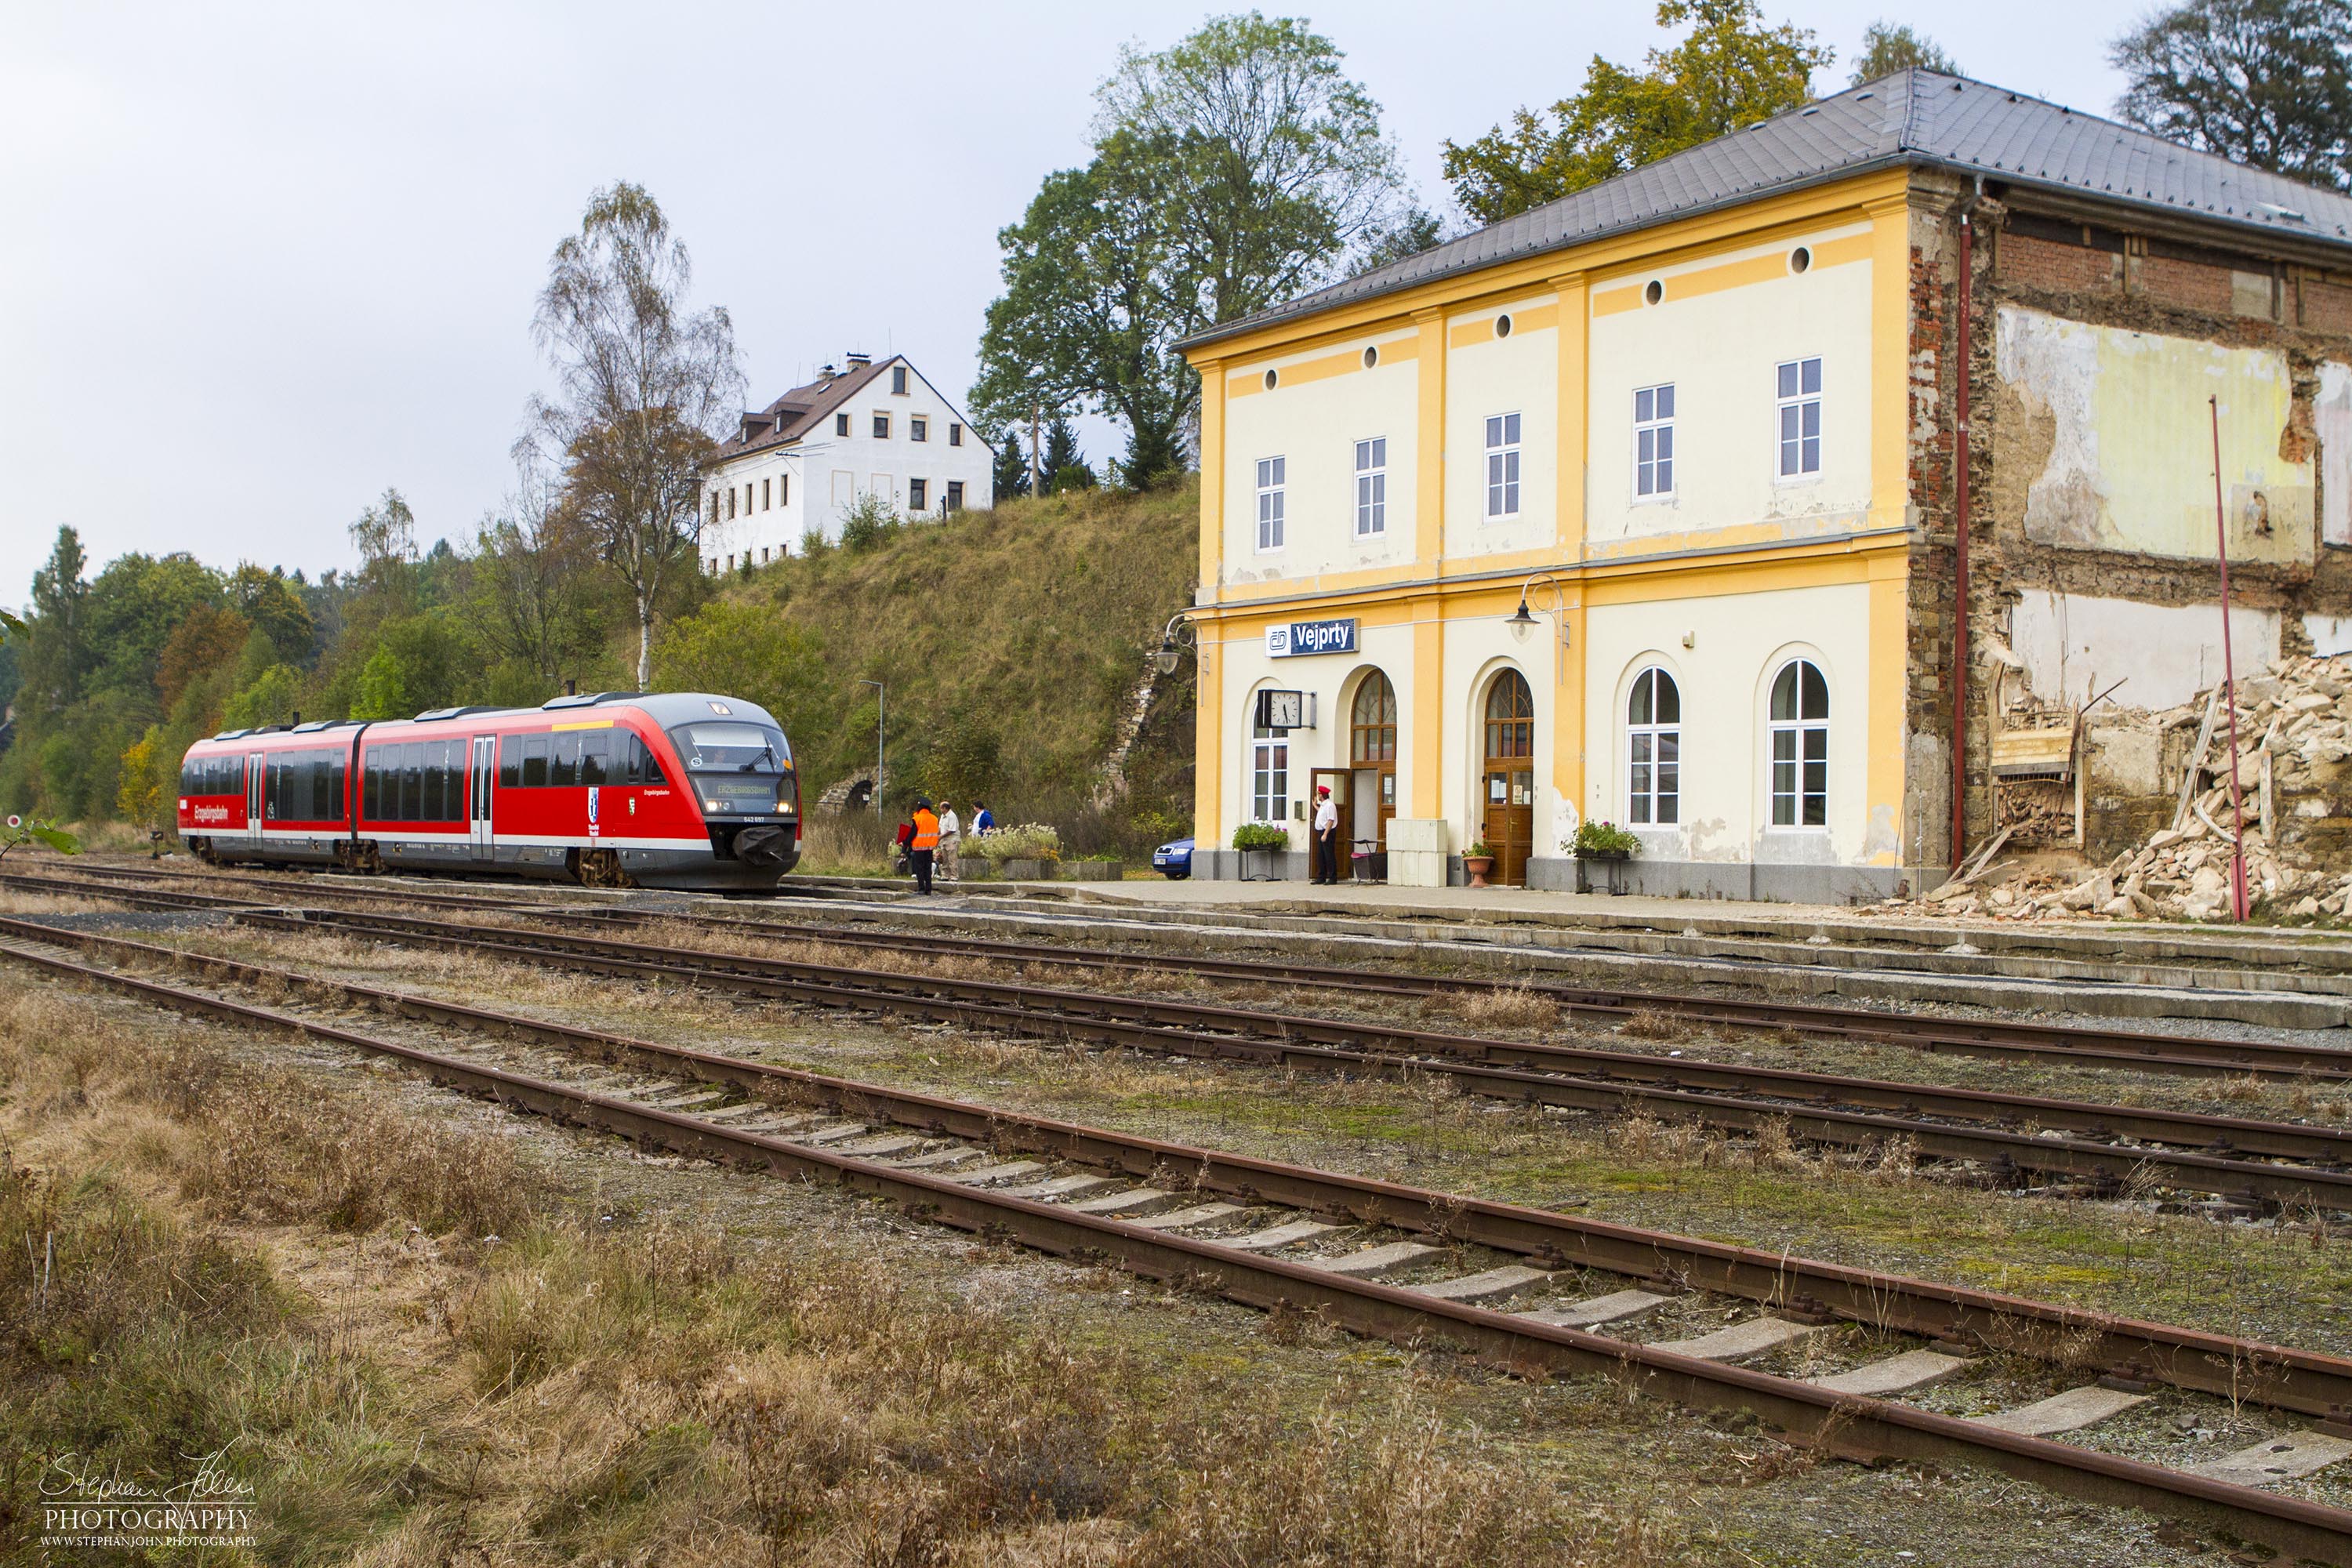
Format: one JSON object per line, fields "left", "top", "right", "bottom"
{"left": 13, "top": 869, "right": 2352, "bottom": 1209}
{"left": 29, "top": 861, "right": 2352, "bottom": 1084}
{"left": 5, "top": 916, "right": 2352, "bottom": 1559}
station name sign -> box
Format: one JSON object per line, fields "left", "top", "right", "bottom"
{"left": 1265, "top": 617, "right": 1357, "bottom": 658}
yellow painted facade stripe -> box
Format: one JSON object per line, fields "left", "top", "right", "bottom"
{"left": 1552, "top": 268, "right": 1592, "bottom": 816}
{"left": 1446, "top": 302, "right": 1559, "bottom": 348}
{"left": 1867, "top": 195, "right": 1913, "bottom": 530}
{"left": 1197, "top": 361, "right": 1225, "bottom": 599}
{"left": 1227, "top": 334, "right": 1418, "bottom": 400}
{"left": 1865, "top": 553, "right": 1911, "bottom": 866}
{"left": 1410, "top": 602, "right": 1443, "bottom": 817}
{"left": 1414, "top": 310, "right": 1446, "bottom": 568}
{"left": 1196, "top": 630, "right": 1225, "bottom": 847}
{"left": 1591, "top": 230, "right": 1874, "bottom": 316}
{"left": 1190, "top": 169, "right": 1911, "bottom": 365}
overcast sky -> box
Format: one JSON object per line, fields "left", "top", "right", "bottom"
{"left": 2, "top": 1, "right": 2143, "bottom": 606}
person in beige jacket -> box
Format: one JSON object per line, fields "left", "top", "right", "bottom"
{"left": 936, "top": 801, "right": 961, "bottom": 883}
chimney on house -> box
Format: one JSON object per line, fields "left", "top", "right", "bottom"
{"left": 845, "top": 351, "right": 872, "bottom": 368}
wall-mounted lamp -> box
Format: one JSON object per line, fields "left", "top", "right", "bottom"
{"left": 1505, "top": 574, "right": 1573, "bottom": 683}
{"left": 1151, "top": 612, "right": 1198, "bottom": 675}
{"left": 1682, "top": 631, "right": 1696, "bottom": 649}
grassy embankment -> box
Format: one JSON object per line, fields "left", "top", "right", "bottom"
{"left": 701, "top": 481, "right": 1200, "bottom": 873}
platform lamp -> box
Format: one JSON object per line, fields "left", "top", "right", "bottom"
{"left": 1150, "top": 612, "right": 1197, "bottom": 675}
{"left": 858, "top": 678, "right": 885, "bottom": 815}
{"left": 1504, "top": 573, "right": 1572, "bottom": 684}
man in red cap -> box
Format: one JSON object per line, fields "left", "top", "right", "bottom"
{"left": 1311, "top": 782, "right": 1340, "bottom": 884}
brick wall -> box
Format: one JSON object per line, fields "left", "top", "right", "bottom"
{"left": 1998, "top": 232, "right": 2118, "bottom": 295}
{"left": 2135, "top": 253, "right": 2235, "bottom": 315}
{"left": 2305, "top": 279, "right": 2352, "bottom": 336}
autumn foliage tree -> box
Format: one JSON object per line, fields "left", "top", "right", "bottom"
{"left": 1442, "top": 0, "right": 1833, "bottom": 225}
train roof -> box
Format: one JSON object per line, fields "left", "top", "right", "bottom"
{"left": 194, "top": 691, "right": 782, "bottom": 747}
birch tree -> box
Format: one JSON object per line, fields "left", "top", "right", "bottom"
{"left": 525, "top": 183, "right": 742, "bottom": 687}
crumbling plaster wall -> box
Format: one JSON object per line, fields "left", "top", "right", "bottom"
{"left": 1914, "top": 185, "right": 2352, "bottom": 862}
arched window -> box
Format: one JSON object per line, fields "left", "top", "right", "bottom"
{"left": 1626, "top": 667, "right": 1680, "bottom": 825}
{"left": 1351, "top": 670, "right": 1396, "bottom": 764}
{"left": 1769, "top": 659, "right": 1829, "bottom": 827}
{"left": 1483, "top": 670, "right": 1533, "bottom": 760}
{"left": 1250, "top": 711, "right": 1290, "bottom": 825}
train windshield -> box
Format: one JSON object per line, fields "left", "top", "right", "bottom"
{"left": 670, "top": 722, "right": 791, "bottom": 774}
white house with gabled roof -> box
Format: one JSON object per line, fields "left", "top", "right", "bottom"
{"left": 699, "top": 352, "right": 995, "bottom": 571}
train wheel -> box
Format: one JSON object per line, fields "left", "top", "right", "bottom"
{"left": 576, "top": 848, "right": 634, "bottom": 889}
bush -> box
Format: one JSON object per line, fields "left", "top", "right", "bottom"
{"left": 838, "top": 492, "right": 897, "bottom": 552}
{"left": 1573, "top": 819, "right": 1641, "bottom": 856}
{"left": 973, "top": 822, "right": 1062, "bottom": 864}
{"left": 1231, "top": 823, "right": 1289, "bottom": 851}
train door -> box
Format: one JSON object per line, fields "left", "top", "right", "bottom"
{"left": 470, "top": 735, "right": 495, "bottom": 861}
{"left": 245, "top": 751, "right": 267, "bottom": 849}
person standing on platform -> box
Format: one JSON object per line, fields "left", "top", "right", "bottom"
{"left": 909, "top": 799, "right": 940, "bottom": 895}
{"left": 1312, "top": 784, "right": 1340, "bottom": 884}
{"left": 971, "top": 800, "right": 994, "bottom": 837}
{"left": 936, "top": 800, "right": 961, "bottom": 883}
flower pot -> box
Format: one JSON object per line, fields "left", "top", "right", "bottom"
{"left": 998, "top": 858, "right": 1047, "bottom": 880}
{"left": 1464, "top": 855, "right": 1496, "bottom": 889}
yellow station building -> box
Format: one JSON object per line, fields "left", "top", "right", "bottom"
{"left": 1175, "top": 70, "right": 2352, "bottom": 897}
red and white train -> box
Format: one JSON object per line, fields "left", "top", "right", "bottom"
{"left": 176, "top": 691, "right": 800, "bottom": 889}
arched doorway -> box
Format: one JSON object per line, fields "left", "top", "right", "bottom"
{"left": 1349, "top": 669, "right": 1397, "bottom": 853}
{"left": 1481, "top": 669, "right": 1535, "bottom": 886}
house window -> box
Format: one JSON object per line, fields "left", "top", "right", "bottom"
{"left": 1769, "top": 658, "right": 1830, "bottom": 827}
{"left": 710, "top": 494, "right": 720, "bottom": 525}
{"left": 726, "top": 488, "right": 737, "bottom": 520}
{"left": 1354, "top": 437, "right": 1387, "bottom": 536}
{"left": 779, "top": 474, "right": 789, "bottom": 506}
{"left": 1626, "top": 666, "right": 1680, "bottom": 825}
{"left": 762, "top": 477, "right": 771, "bottom": 510}
{"left": 949, "top": 423, "right": 964, "bottom": 447}
{"left": 742, "top": 484, "right": 753, "bottom": 514}
{"left": 873, "top": 412, "right": 891, "bottom": 440}
{"left": 1250, "top": 716, "right": 1290, "bottom": 824}
{"left": 891, "top": 365, "right": 909, "bottom": 394}
{"left": 909, "top": 478, "right": 928, "bottom": 510}
{"left": 946, "top": 481, "right": 965, "bottom": 510}
{"left": 1254, "top": 456, "right": 1286, "bottom": 551}
{"left": 836, "top": 412, "right": 851, "bottom": 437}
{"left": 1777, "top": 358, "right": 1822, "bottom": 477}
{"left": 1350, "top": 670, "right": 1396, "bottom": 763}
{"left": 1484, "top": 413, "right": 1520, "bottom": 518}
{"left": 1635, "top": 384, "right": 1675, "bottom": 498}
{"left": 911, "top": 416, "right": 928, "bottom": 442}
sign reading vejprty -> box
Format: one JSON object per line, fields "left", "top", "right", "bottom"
{"left": 1265, "top": 618, "right": 1357, "bottom": 658}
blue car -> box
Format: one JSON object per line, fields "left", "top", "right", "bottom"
{"left": 1151, "top": 837, "right": 1195, "bottom": 879}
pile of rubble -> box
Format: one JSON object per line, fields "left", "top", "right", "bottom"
{"left": 1914, "top": 653, "right": 2352, "bottom": 923}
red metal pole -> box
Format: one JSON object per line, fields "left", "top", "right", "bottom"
{"left": 2211, "top": 396, "right": 2249, "bottom": 921}
{"left": 1951, "top": 211, "right": 1974, "bottom": 874}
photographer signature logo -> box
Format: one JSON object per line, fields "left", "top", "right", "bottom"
{"left": 39, "top": 1446, "right": 260, "bottom": 1551}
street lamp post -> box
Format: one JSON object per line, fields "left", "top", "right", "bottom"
{"left": 858, "top": 679, "right": 885, "bottom": 815}
{"left": 1151, "top": 612, "right": 1197, "bottom": 675}
{"left": 1503, "top": 574, "right": 1572, "bottom": 684}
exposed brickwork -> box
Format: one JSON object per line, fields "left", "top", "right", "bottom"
{"left": 2135, "top": 253, "right": 2236, "bottom": 315}
{"left": 1997, "top": 232, "right": 2119, "bottom": 296}
{"left": 2304, "top": 279, "right": 2352, "bottom": 336}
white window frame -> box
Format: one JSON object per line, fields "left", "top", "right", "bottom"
{"left": 872, "top": 412, "right": 891, "bottom": 440}
{"left": 1353, "top": 437, "right": 1387, "bottom": 537}
{"left": 1625, "top": 666, "right": 1680, "bottom": 826}
{"left": 1254, "top": 456, "right": 1287, "bottom": 553}
{"left": 909, "top": 477, "right": 928, "bottom": 511}
{"left": 1633, "top": 383, "right": 1675, "bottom": 501}
{"left": 1775, "top": 358, "right": 1823, "bottom": 480}
{"left": 836, "top": 412, "right": 851, "bottom": 437}
{"left": 1484, "top": 412, "right": 1521, "bottom": 520}
{"left": 1767, "top": 658, "right": 1830, "bottom": 829}
{"left": 891, "top": 365, "right": 909, "bottom": 395}
{"left": 1249, "top": 716, "right": 1290, "bottom": 825}
{"left": 949, "top": 422, "right": 964, "bottom": 447}
{"left": 910, "top": 416, "right": 929, "bottom": 442}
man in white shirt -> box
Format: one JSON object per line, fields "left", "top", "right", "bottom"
{"left": 1311, "top": 785, "right": 1340, "bottom": 884}
{"left": 937, "top": 801, "right": 961, "bottom": 882}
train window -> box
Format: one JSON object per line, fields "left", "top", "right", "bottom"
{"left": 420, "top": 742, "right": 441, "bottom": 822}
{"left": 401, "top": 742, "right": 424, "bottom": 822}
{"left": 499, "top": 736, "right": 520, "bottom": 789}
{"left": 362, "top": 750, "right": 380, "bottom": 818}
{"left": 325, "top": 757, "right": 344, "bottom": 819}
{"left": 549, "top": 731, "right": 579, "bottom": 788}
{"left": 668, "top": 722, "right": 788, "bottom": 771}
{"left": 521, "top": 735, "right": 549, "bottom": 788}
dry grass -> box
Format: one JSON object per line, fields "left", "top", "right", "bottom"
{"left": 0, "top": 975, "right": 1691, "bottom": 1567}
{"left": 795, "top": 811, "right": 900, "bottom": 878}
{"left": 1617, "top": 1008, "right": 1697, "bottom": 1044}
{"left": 1446, "top": 983, "right": 1562, "bottom": 1033}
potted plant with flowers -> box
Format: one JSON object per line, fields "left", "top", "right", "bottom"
{"left": 1231, "top": 822, "right": 1290, "bottom": 881}
{"left": 1463, "top": 840, "right": 1497, "bottom": 888}
{"left": 1573, "top": 819, "right": 1641, "bottom": 894}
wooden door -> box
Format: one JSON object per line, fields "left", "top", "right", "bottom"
{"left": 1481, "top": 671, "right": 1534, "bottom": 886}
{"left": 1349, "top": 670, "right": 1399, "bottom": 848}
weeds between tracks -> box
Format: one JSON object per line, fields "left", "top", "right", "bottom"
{"left": 0, "top": 979, "right": 1689, "bottom": 1566}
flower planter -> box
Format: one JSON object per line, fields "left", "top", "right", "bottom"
{"left": 996, "top": 858, "right": 1049, "bottom": 880}
{"left": 1059, "top": 860, "right": 1123, "bottom": 881}
{"left": 1574, "top": 848, "right": 1632, "bottom": 895}
{"left": 1464, "top": 855, "right": 1497, "bottom": 889}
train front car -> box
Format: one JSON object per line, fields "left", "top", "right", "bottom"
{"left": 614, "top": 692, "right": 802, "bottom": 888}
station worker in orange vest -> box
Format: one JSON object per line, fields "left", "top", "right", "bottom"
{"left": 909, "top": 800, "right": 940, "bottom": 895}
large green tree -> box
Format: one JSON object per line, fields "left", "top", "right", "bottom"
{"left": 2113, "top": 0, "right": 2352, "bottom": 190}
{"left": 975, "top": 13, "right": 1410, "bottom": 486}
{"left": 20, "top": 527, "right": 91, "bottom": 724}
{"left": 1850, "top": 20, "right": 1958, "bottom": 82}
{"left": 1442, "top": 0, "right": 1834, "bottom": 226}
{"left": 526, "top": 182, "right": 742, "bottom": 686}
